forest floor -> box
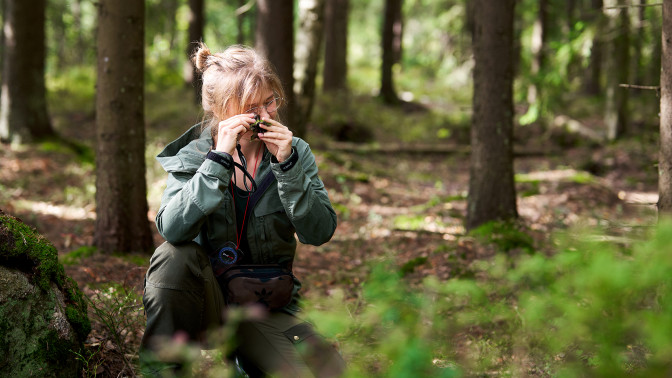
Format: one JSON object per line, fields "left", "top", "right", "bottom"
{"left": 0, "top": 104, "right": 662, "bottom": 376}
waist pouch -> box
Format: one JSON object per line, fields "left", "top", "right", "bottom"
{"left": 215, "top": 264, "right": 295, "bottom": 310}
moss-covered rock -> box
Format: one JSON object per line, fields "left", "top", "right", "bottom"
{"left": 0, "top": 209, "right": 91, "bottom": 377}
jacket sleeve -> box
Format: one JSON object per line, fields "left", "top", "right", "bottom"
{"left": 155, "top": 154, "right": 233, "bottom": 244}
{"left": 271, "top": 142, "right": 337, "bottom": 246}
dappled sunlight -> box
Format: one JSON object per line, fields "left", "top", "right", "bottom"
{"left": 15, "top": 199, "right": 95, "bottom": 221}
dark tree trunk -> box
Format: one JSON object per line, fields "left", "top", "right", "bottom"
{"left": 0, "top": 0, "right": 54, "bottom": 144}
{"left": 604, "top": 0, "right": 630, "bottom": 140}
{"left": 584, "top": 0, "right": 604, "bottom": 95}
{"left": 256, "top": 0, "right": 295, "bottom": 129}
{"left": 185, "top": 0, "right": 204, "bottom": 104}
{"left": 95, "top": 0, "right": 153, "bottom": 254}
{"left": 294, "top": 0, "right": 326, "bottom": 138}
{"left": 323, "top": 0, "right": 349, "bottom": 93}
{"left": 658, "top": 0, "right": 672, "bottom": 215}
{"left": 466, "top": 0, "right": 518, "bottom": 231}
{"left": 380, "top": 0, "right": 402, "bottom": 105}
{"left": 566, "top": 0, "right": 576, "bottom": 31}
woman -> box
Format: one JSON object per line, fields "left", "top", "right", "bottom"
{"left": 141, "top": 43, "right": 344, "bottom": 377}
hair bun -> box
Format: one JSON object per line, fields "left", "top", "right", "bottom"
{"left": 192, "top": 42, "right": 211, "bottom": 73}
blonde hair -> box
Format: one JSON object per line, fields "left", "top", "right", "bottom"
{"left": 192, "top": 42, "right": 285, "bottom": 134}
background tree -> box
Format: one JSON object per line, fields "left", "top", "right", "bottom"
{"left": 604, "top": 0, "right": 630, "bottom": 140}
{"left": 323, "top": 0, "right": 349, "bottom": 93}
{"left": 0, "top": 0, "right": 55, "bottom": 144}
{"left": 95, "top": 0, "right": 153, "bottom": 254}
{"left": 466, "top": 0, "right": 518, "bottom": 231}
{"left": 185, "top": 0, "right": 205, "bottom": 104}
{"left": 584, "top": 0, "right": 604, "bottom": 95}
{"left": 659, "top": 0, "right": 672, "bottom": 215}
{"left": 526, "top": 0, "right": 548, "bottom": 110}
{"left": 380, "top": 0, "right": 403, "bottom": 105}
{"left": 256, "top": 0, "right": 295, "bottom": 131}
{"left": 294, "top": 0, "right": 326, "bottom": 137}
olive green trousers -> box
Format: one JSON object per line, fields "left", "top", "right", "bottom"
{"left": 141, "top": 241, "right": 345, "bottom": 377}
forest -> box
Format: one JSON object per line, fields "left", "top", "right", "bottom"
{"left": 2, "top": 0, "right": 672, "bottom": 376}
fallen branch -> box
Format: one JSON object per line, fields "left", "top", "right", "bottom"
{"left": 552, "top": 115, "right": 605, "bottom": 143}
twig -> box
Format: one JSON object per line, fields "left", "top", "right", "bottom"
{"left": 619, "top": 84, "right": 660, "bottom": 91}
{"left": 235, "top": 0, "right": 256, "bottom": 16}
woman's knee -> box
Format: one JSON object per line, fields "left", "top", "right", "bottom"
{"left": 145, "top": 241, "right": 207, "bottom": 291}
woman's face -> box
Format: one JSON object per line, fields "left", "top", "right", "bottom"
{"left": 242, "top": 90, "right": 278, "bottom": 118}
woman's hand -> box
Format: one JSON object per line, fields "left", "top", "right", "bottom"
{"left": 215, "top": 114, "right": 256, "bottom": 155}
{"left": 257, "top": 117, "right": 293, "bottom": 162}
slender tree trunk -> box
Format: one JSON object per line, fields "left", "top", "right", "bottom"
{"left": 0, "top": 0, "right": 54, "bottom": 144}
{"left": 380, "top": 0, "right": 402, "bottom": 105}
{"left": 466, "top": 0, "right": 518, "bottom": 231}
{"left": 164, "top": 0, "right": 179, "bottom": 50}
{"left": 185, "top": 0, "right": 204, "bottom": 104}
{"left": 72, "top": 0, "right": 86, "bottom": 64}
{"left": 323, "top": 0, "right": 349, "bottom": 93}
{"left": 527, "top": 0, "right": 548, "bottom": 106}
{"left": 567, "top": 0, "right": 576, "bottom": 32}
{"left": 294, "top": 0, "right": 326, "bottom": 138}
{"left": 584, "top": 0, "right": 604, "bottom": 95}
{"left": 95, "top": 0, "right": 153, "bottom": 254}
{"left": 237, "top": 0, "right": 246, "bottom": 44}
{"left": 658, "top": 0, "right": 672, "bottom": 215}
{"left": 631, "top": 0, "right": 645, "bottom": 88}
{"left": 647, "top": 4, "right": 663, "bottom": 90}
{"left": 256, "top": 0, "right": 295, "bottom": 129}
{"left": 604, "top": 0, "right": 630, "bottom": 140}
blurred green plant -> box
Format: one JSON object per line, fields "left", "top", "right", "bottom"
{"left": 469, "top": 220, "right": 536, "bottom": 254}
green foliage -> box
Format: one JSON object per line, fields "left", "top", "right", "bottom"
{"left": 301, "top": 220, "right": 672, "bottom": 376}
{"left": 400, "top": 256, "right": 428, "bottom": 276}
{"left": 469, "top": 220, "right": 535, "bottom": 254}
{"left": 60, "top": 246, "right": 97, "bottom": 266}
{"left": 71, "top": 344, "right": 104, "bottom": 378}
{"left": 305, "top": 264, "right": 461, "bottom": 377}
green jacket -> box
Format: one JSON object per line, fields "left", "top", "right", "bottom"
{"left": 155, "top": 124, "right": 337, "bottom": 312}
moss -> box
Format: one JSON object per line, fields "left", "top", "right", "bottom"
{"left": 0, "top": 213, "right": 63, "bottom": 291}
{"left": 0, "top": 211, "right": 90, "bottom": 344}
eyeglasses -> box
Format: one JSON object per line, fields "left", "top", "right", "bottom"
{"left": 244, "top": 96, "right": 283, "bottom": 115}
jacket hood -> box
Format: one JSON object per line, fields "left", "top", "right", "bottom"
{"left": 156, "top": 124, "right": 212, "bottom": 173}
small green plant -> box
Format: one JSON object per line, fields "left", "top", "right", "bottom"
{"left": 469, "top": 220, "right": 535, "bottom": 254}
{"left": 60, "top": 245, "right": 97, "bottom": 266}
{"left": 86, "top": 283, "right": 145, "bottom": 376}
{"left": 71, "top": 345, "right": 104, "bottom": 378}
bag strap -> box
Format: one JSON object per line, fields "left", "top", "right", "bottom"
{"left": 247, "top": 171, "right": 277, "bottom": 212}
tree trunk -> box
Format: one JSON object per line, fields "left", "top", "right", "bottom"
{"left": 630, "top": 0, "right": 645, "bottom": 88}
{"left": 466, "top": 0, "right": 518, "bottom": 231}
{"left": 380, "top": 0, "right": 402, "bottom": 105}
{"left": 256, "top": 0, "right": 295, "bottom": 130}
{"left": 95, "top": 0, "right": 153, "bottom": 254}
{"left": 604, "top": 0, "right": 630, "bottom": 141}
{"left": 0, "top": 0, "right": 54, "bottom": 144}
{"left": 584, "top": 0, "right": 604, "bottom": 95}
{"left": 294, "top": 0, "right": 326, "bottom": 138}
{"left": 658, "top": 0, "right": 672, "bottom": 215}
{"left": 185, "top": 0, "right": 204, "bottom": 104}
{"left": 527, "top": 0, "right": 548, "bottom": 106}
{"left": 323, "top": 0, "right": 349, "bottom": 93}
